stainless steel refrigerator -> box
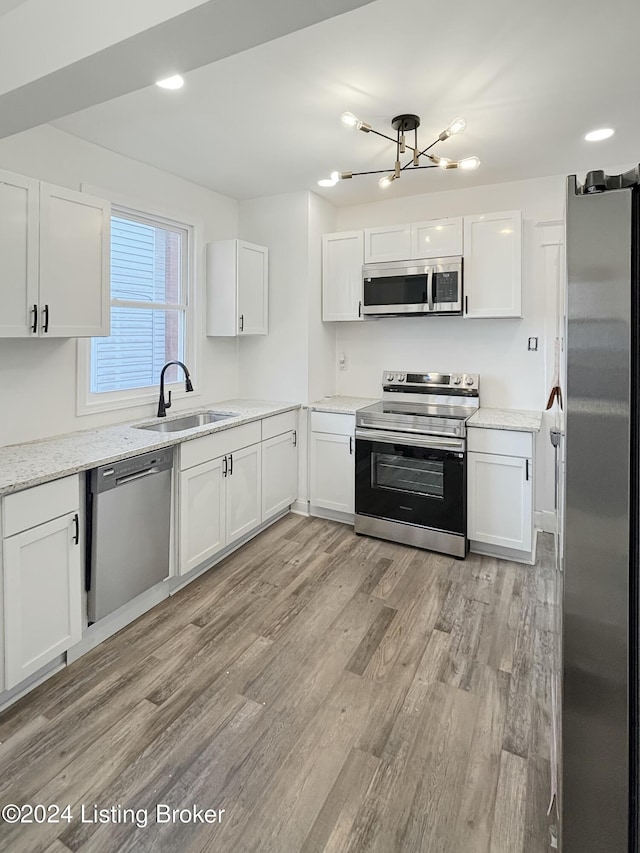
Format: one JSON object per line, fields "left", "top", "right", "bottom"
{"left": 564, "top": 166, "right": 640, "bottom": 851}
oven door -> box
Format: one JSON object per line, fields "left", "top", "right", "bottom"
{"left": 355, "top": 429, "right": 466, "bottom": 534}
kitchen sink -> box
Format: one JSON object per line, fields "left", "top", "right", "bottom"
{"left": 137, "top": 411, "right": 237, "bottom": 432}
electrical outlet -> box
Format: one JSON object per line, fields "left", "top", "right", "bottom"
{"left": 528, "top": 336, "right": 539, "bottom": 351}
{"left": 338, "top": 352, "right": 347, "bottom": 370}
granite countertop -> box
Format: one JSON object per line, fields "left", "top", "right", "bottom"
{"left": 0, "top": 399, "right": 300, "bottom": 497}
{"left": 467, "top": 407, "right": 543, "bottom": 433}
{"left": 307, "top": 395, "right": 379, "bottom": 415}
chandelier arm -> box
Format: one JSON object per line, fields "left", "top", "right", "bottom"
{"left": 346, "top": 164, "right": 441, "bottom": 178}
{"left": 414, "top": 137, "right": 442, "bottom": 159}
{"left": 367, "top": 127, "right": 419, "bottom": 154}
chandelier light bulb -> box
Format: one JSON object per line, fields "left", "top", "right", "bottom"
{"left": 317, "top": 177, "right": 338, "bottom": 187}
{"left": 459, "top": 156, "right": 481, "bottom": 170}
{"left": 438, "top": 157, "right": 452, "bottom": 169}
{"left": 341, "top": 112, "right": 359, "bottom": 127}
{"left": 447, "top": 117, "right": 467, "bottom": 135}
{"left": 330, "top": 171, "right": 340, "bottom": 182}
{"left": 378, "top": 174, "right": 395, "bottom": 189}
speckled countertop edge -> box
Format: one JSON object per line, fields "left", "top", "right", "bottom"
{"left": 467, "top": 407, "right": 543, "bottom": 433}
{"left": 0, "top": 399, "right": 301, "bottom": 497}
{"left": 307, "top": 396, "right": 380, "bottom": 415}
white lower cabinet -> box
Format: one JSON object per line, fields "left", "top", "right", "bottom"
{"left": 309, "top": 413, "right": 355, "bottom": 517}
{"left": 3, "top": 505, "right": 82, "bottom": 690}
{"left": 262, "top": 431, "right": 298, "bottom": 521}
{"left": 179, "top": 444, "right": 261, "bottom": 576}
{"left": 179, "top": 457, "right": 226, "bottom": 576}
{"left": 467, "top": 427, "right": 534, "bottom": 559}
{"left": 226, "top": 443, "right": 262, "bottom": 543}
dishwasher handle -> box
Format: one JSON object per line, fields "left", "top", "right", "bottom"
{"left": 115, "top": 467, "right": 161, "bottom": 487}
{"left": 91, "top": 448, "right": 174, "bottom": 494}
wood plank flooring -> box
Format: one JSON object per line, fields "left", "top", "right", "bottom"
{"left": 0, "top": 516, "right": 558, "bottom": 853}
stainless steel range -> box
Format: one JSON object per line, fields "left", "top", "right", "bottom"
{"left": 354, "top": 370, "right": 479, "bottom": 558}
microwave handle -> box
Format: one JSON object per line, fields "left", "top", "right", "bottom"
{"left": 427, "top": 268, "right": 434, "bottom": 311}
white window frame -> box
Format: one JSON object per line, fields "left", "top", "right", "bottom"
{"left": 77, "top": 188, "right": 201, "bottom": 417}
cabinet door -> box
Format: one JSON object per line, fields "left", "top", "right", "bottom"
{"left": 39, "top": 184, "right": 111, "bottom": 337}
{"left": 237, "top": 241, "right": 268, "bottom": 335}
{"left": 322, "top": 231, "right": 364, "bottom": 321}
{"left": 310, "top": 432, "right": 354, "bottom": 514}
{"left": 364, "top": 224, "right": 411, "bottom": 263}
{"left": 0, "top": 170, "right": 39, "bottom": 337}
{"left": 411, "top": 217, "right": 463, "bottom": 259}
{"left": 463, "top": 211, "right": 522, "bottom": 318}
{"left": 179, "top": 457, "right": 226, "bottom": 575}
{"left": 3, "top": 513, "right": 82, "bottom": 689}
{"left": 262, "top": 431, "right": 298, "bottom": 520}
{"left": 467, "top": 451, "right": 532, "bottom": 552}
{"left": 226, "top": 443, "right": 262, "bottom": 543}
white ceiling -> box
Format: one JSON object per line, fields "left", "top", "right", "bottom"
{"left": 53, "top": 0, "right": 640, "bottom": 206}
{"left": 0, "top": 0, "right": 28, "bottom": 17}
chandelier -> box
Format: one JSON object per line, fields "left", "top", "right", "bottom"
{"left": 318, "top": 112, "right": 480, "bottom": 189}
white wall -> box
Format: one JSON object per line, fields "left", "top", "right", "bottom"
{"left": 237, "top": 190, "right": 336, "bottom": 404}
{"left": 237, "top": 192, "right": 310, "bottom": 402}
{"left": 334, "top": 174, "right": 566, "bottom": 519}
{"left": 307, "top": 192, "right": 337, "bottom": 401}
{"left": 0, "top": 124, "right": 239, "bottom": 447}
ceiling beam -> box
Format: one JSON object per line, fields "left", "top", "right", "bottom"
{"left": 0, "top": 0, "right": 375, "bottom": 139}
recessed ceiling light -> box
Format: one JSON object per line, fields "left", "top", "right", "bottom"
{"left": 584, "top": 127, "right": 614, "bottom": 142}
{"left": 156, "top": 75, "right": 184, "bottom": 90}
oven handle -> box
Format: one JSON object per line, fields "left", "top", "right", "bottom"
{"left": 427, "top": 267, "right": 434, "bottom": 311}
{"left": 355, "top": 428, "right": 465, "bottom": 453}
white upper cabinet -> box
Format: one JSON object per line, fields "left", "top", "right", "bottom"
{"left": 463, "top": 211, "right": 522, "bottom": 318}
{"left": 322, "top": 231, "right": 364, "bottom": 321}
{"left": 207, "top": 239, "right": 269, "bottom": 336}
{"left": 39, "top": 184, "right": 111, "bottom": 337}
{"left": 0, "top": 170, "right": 39, "bottom": 338}
{"left": 0, "top": 170, "right": 110, "bottom": 338}
{"left": 411, "top": 217, "right": 463, "bottom": 259}
{"left": 364, "top": 223, "right": 411, "bottom": 263}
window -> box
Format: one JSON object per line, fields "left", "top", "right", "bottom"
{"left": 79, "top": 203, "right": 195, "bottom": 415}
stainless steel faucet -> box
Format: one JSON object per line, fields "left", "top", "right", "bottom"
{"left": 157, "top": 361, "right": 193, "bottom": 417}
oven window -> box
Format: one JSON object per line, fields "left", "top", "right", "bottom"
{"left": 372, "top": 451, "right": 444, "bottom": 499}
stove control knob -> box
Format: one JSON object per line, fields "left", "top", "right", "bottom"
{"left": 453, "top": 376, "right": 462, "bottom": 385}
{"left": 465, "top": 377, "right": 475, "bottom": 387}
{"left": 387, "top": 374, "right": 395, "bottom": 382}
{"left": 398, "top": 374, "right": 405, "bottom": 382}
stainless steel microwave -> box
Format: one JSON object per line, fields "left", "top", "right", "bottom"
{"left": 362, "top": 257, "right": 463, "bottom": 317}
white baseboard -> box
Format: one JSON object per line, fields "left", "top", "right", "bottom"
{"left": 309, "top": 505, "right": 354, "bottom": 526}
{"left": 291, "top": 499, "right": 310, "bottom": 516}
{"left": 535, "top": 510, "right": 558, "bottom": 534}
{"left": 0, "top": 657, "right": 65, "bottom": 713}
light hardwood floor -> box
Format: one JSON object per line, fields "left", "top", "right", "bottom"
{"left": 0, "top": 515, "right": 558, "bottom": 853}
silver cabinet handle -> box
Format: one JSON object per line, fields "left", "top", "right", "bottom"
{"left": 349, "top": 436, "right": 353, "bottom": 454}
{"left": 293, "top": 430, "right": 297, "bottom": 447}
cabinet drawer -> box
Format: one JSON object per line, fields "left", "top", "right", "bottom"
{"left": 180, "top": 421, "right": 262, "bottom": 471}
{"left": 467, "top": 427, "right": 533, "bottom": 458}
{"left": 3, "top": 475, "right": 79, "bottom": 538}
{"left": 310, "top": 412, "right": 355, "bottom": 436}
{"left": 262, "top": 410, "right": 297, "bottom": 441}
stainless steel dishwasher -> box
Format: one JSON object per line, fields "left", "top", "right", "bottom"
{"left": 87, "top": 448, "right": 173, "bottom": 623}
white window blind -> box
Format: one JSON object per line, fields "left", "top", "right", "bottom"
{"left": 91, "top": 212, "right": 187, "bottom": 394}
